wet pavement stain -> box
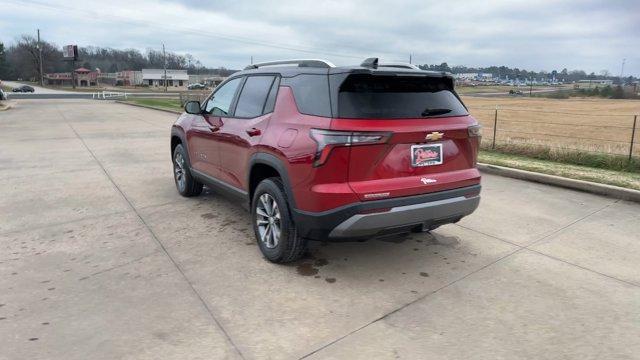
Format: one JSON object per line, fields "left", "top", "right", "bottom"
{"left": 28, "top": 338, "right": 38, "bottom": 341}
{"left": 200, "top": 213, "right": 218, "bottom": 219}
{"left": 419, "top": 272, "right": 429, "bottom": 277}
{"left": 296, "top": 263, "right": 319, "bottom": 276}
{"left": 41, "top": 322, "right": 49, "bottom": 325}
{"left": 325, "top": 278, "right": 336, "bottom": 283}
{"left": 314, "top": 258, "right": 329, "bottom": 267}
{"left": 378, "top": 279, "right": 385, "bottom": 282}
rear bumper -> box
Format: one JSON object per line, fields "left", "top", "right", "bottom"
{"left": 292, "top": 184, "right": 480, "bottom": 241}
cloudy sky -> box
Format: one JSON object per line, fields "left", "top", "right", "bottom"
{"left": 1, "top": 0, "right": 639, "bottom": 75}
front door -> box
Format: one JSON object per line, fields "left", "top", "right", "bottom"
{"left": 188, "top": 77, "right": 242, "bottom": 177}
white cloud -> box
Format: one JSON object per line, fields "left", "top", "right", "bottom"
{"left": 1, "top": 0, "right": 638, "bottom": 75}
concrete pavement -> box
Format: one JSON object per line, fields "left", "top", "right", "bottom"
{"left": 1, "top": 100, "right": 639, "bottom": 360}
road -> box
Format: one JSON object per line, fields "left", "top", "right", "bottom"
{"left": 1, "top": 99, "right": 639, "bottom": 360}
{"left": 1, "top": 80, "right": 77, "bottom": 94}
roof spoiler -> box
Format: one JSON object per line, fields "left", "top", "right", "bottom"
{"left": 360, "top": 57, "right": 379, "bottom": 69}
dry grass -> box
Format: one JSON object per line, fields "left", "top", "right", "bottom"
{"left": 479, "top": 151, "right": 640, "bottom": 190}
{"left": 462, "top": 97, "right": 640, "bottom": 157}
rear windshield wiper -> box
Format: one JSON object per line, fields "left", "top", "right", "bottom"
{"left": 421, "top": 108, "right": 452, "bottom": 117}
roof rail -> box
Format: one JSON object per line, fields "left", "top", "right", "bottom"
{"left": 244, "top": 59, "right": 335, "bottom": 70}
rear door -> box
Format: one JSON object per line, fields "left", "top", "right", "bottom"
{"left": 331, "top": 74, "right": 481, "bottom": 200}
{"left": 216, "top": 75, "right": 278, "bottom": 189}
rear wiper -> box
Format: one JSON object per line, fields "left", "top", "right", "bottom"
{"left": 421, "top": 108, "right": 452, "bottom": 117}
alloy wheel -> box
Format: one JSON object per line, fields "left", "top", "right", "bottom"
{"left": 256, "top": 193, "right": 281, "bottom": 249}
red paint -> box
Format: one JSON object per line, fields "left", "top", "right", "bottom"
{"left": 174, "top": 85, "right": 481, "bottom": 212}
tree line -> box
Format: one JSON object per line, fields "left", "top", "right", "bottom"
{"left": 0, "top": 35, "right": 236, "bottom": 81}
{"left": 0, "top": 35, "right": 636, "bottom": 84}
{"left": 419, "top": 62, "right": 637, "bottom": 83}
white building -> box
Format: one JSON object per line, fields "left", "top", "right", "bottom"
{"left": 142, "top": 69, "right": 189, "bottom": 87}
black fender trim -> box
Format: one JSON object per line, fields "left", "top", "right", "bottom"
{"left": 247, "top": 153, "right": 296, "bottom": 209}
{"left": 170, "top": 126, "right": 192, "bottom": 167}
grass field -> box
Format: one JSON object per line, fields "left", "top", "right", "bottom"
{"left": 462, "top": 97, "right": 640, "bottom": 158}
{"left": 123, "top": 98, "right": 183, "bottom": 112}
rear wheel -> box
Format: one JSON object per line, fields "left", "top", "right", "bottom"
{"left": 172, "top": 144, "right": 203, "bottom": 197}
{"left": 252, "top": 178, "right": 307, "bottom": 263}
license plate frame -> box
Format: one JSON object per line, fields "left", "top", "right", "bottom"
{"left": 410, "top": 143, "right": 443, "bottom": 167}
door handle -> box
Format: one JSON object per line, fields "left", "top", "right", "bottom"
{"left": 246, "top": 128, "right": 261, "bottom": 137}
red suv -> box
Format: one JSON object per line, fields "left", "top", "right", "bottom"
{"left": 171, "top": 58, "right": 481, "bottom": 263}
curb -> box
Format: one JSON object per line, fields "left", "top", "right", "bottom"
{"left": 478, "top": 163, "right": 640, "bottom": 202}
{"left": 114, "top": 100, "right": 182, "bottom": 115}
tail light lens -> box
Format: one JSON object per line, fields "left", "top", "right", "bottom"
{"left": 310, "top": 129, "right": 391, "bottom": 166}
{"left": 468, "top": 124, "right": 482, "bottom": 137}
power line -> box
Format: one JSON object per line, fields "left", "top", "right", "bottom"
{"left": 8, "top": 0, "right": 370, "bottom": 61}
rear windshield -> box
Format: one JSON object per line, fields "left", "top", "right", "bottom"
{"left": 337, "top": 75, "right": 468, "bottom": 119}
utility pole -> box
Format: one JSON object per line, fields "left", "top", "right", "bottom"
{"left": 409, "top": 54, "right": 412, "bottom": 64}
{"left": 162, "top": 43, "right": 167, "bottom": 92}
{"left": 620, "top": 58, "right": 626, "bottom": 84}
{"left": 250, "top": 56, "right": 253, "bottom": 65}
{"left": 37, "top": 29, "right": 44, "bottom": 86}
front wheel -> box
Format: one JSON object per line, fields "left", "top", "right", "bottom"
{"left": 172, "top": 144, "right": 203, "bottom": 197}
{"left": 252, "top": 178, "right": 307, "bottom": 263}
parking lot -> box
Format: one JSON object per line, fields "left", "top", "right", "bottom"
{"left": 1, "top": 99, "right": 639, "bottom": 360}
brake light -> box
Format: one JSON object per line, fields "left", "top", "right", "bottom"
{"left": 309, "top": 129, "right": 390, "bottom": 166}
{"left": 468, "top": 124, "right": 482, "bottom": 137}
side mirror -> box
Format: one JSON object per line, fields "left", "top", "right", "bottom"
{"left": 185, "top": 101, "right": 202, "bottom": 114}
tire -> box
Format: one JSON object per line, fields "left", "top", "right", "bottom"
{"left": 172, "top": 144, "right": 203, "bottom": 197}
{"left": 252, "top": 177, "right": 307, "bottom": 263}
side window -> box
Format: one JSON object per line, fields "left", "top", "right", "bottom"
{"left": 205, "top": 77, "right": 242, "bottom": 116}
{"left": 234, "top": 76, "right": 275, "bottom": 118}
{"left": 263, "top": 77, "right": 281, "bottom": 114}
{"left": 283, "top": 74, "right": 332, "bottom": 117}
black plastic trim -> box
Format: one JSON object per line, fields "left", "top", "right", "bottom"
{"left": 292, "top": 184, "right": 481, "bottom": 240}
{"left": 247, "top": 153, "right": 296, "bottom": 209}
{"left": 191, "top": 168, "right": 249, "bottom": 208}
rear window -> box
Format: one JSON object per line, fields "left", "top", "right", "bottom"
{"left": 337, "top": 75, "right": 468, "bottom": 119}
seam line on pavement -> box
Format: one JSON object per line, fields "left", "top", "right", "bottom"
{"left": 298, "top": 246, "right": 522, "bottom": 359}
{"left": 457, "top": 199, "right": 638, "bottom": 288}
{"left": 60, "top": 111, "right": 246, "bottom": 359}
{"left": 299, "top": 199, "right": 625, "bottom": 359}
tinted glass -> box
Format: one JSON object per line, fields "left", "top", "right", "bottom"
{"left": 263, "top": 77, "right": 281, "bottom": 114}
{"left": 285, "top": 74, "right": 331, "bottom": 117}
{"left": 234, "top": 76, "right": 275, "bottom": 118}
{"left": 337, "top": 75, "right": 468, "bottom": 119}
{"left": 205, "top": 77, "right": 241, "bottom": 116}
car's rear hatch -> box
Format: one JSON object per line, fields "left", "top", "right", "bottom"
{"left": 329, "top": 72, "right": 481, "bottom": 201}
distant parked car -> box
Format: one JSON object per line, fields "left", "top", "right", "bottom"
{"left": 509, "top": 89, "right": 523, "bottom": 95}
{"left": 0, "top": 88, "right": 6, "bottom": 101}
{"left": 187, "top": 83, "right": 207, "bottom": 90}
{"left": 12, "top": 85, "right": 35, "bottom": 93}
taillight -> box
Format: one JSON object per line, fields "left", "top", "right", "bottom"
{"left": 309, "top": 129, "right": 390, "bottom": 166}
{"left": 468, "top": 124, "right": 482, "bottom": 137}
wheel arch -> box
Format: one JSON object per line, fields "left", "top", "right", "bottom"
{"left": 248, "top": 153, "right": 296, "bottom": 209}
{"left": 170, "top": 126, "right": 192, "bottom": 167}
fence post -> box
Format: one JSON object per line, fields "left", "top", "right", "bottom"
{"left": 630, "top": 115, "right": 638, "bottom": 163}
{"left": 492, "top": 105, "right": 498, "bottom": 149}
